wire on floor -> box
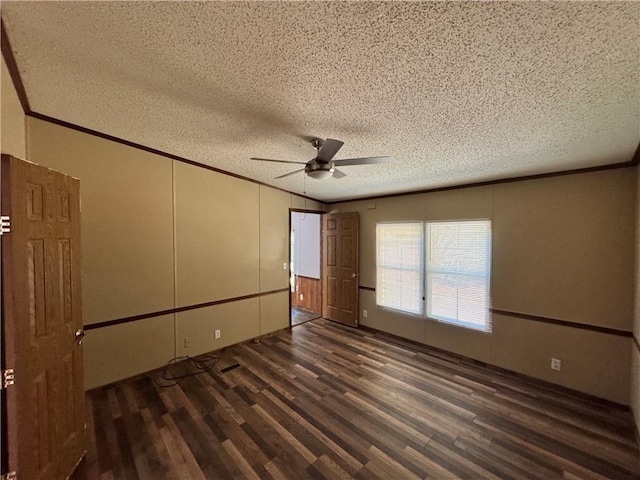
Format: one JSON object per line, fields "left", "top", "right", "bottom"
{"left": 152, "top": 353, "right": 220, "bottom": 387}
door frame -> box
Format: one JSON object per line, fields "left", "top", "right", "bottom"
{"left": 288, "top": 208, "right": 324, "bottom": 326}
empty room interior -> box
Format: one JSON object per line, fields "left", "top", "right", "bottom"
{"left": 1, "top": 2, "right": 639, "bottom": 479}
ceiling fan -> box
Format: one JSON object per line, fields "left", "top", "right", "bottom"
{"left": 251, "top": 138, "right": 390, "bottom": 180}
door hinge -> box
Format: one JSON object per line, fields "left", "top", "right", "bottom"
{"left": 1, "top": 471, "right": 17, "bottom": 480}
{"left": 1, "top": 369, "right": 15, "bottom": 389}
{"left": 0, "top": 215, "right": 10, "bottom": 236}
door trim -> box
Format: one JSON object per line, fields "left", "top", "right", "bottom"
{"left": 289, "top": 209, "right": 325, "bottom": 326}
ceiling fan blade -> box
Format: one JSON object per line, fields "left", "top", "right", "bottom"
{"left": 333, "top": 156, "right": 390, "bottom": 167}
{"left": 251, "top": 157, "right": 307, "bottom": 165}
{"left": 317, "top": 138, "right": 344, "bottom": 162}
{"left": 274, "top": 168, "right": 306, "bottom": 179}
{"left": 332, "top": 169, "right": 347, "bottom": 179}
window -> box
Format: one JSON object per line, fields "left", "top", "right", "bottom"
{"left": 426, "top": 221, "right": 491, "bottom": 332}
{"left": 375, "top": 220, "right": 492, "bottom": 332}
{"left": 376, "top": 223, "right": 423, "bottom": 315}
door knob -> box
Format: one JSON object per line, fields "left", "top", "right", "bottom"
{"left": 352, "top": 273, "right": 357, "bottom": 278}
{"left": 75, "top": 328, "right": 86, "bottom": 345}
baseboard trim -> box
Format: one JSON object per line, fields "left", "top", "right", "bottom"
{"left": 357, "top": 323, "right": 631, "bottom": 411}
{"left": 86, "top": 324, "right": 292, "bottom": 392}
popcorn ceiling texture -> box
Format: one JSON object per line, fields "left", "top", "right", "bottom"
{"left": 2, "top": 1, "right": 638, "bottom": 201}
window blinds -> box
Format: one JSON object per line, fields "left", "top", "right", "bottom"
{"left": 376, "top": 223, "right": 424, "bottom": 315}
{"left": 426, "top": 220, "right": 491, "bottom": 331}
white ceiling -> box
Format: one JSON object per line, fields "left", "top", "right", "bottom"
{"left": 2, "top": 1, "right": 638, "bottom": 202}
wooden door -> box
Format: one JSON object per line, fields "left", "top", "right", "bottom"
{"left": 322, "top": 212, "right": 359, "bottom": 327}
{"left": 2, "top": 155, "right": 85, "bottom": 480}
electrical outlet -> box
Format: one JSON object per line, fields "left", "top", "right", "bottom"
{"left": 300, "top": 293, "right": 304, "bottom": 301}
{"left": 363, "top": 309, "right": 368, "bottom": 318}
{"left": 551, "top": 358, "right": 561, "bottom": 371}
{"left": 184, "top": 337, "right": 191, "bottom": 348}
{"left": 214, "top": 329, "right": 221, "bottom": 340}
{"left": 282, "top": 262, "right": 287, "bottom": 270}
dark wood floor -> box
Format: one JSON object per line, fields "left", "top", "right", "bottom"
{"left": 72, "top": 318, "right": 639, "bottom": 480}
{"left": 291, "top": 307, "right": 321, "bottom": 326}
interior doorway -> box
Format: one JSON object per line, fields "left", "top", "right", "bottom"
{"left": 290, "top": 210, "right": 322, "bottom": 326}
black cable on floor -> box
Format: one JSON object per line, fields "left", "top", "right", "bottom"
{"left": 153, "top": 353, "right": 220, "bottom": 387}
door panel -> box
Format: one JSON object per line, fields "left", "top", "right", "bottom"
{"left": 322, "top": 212, "right": 359, "bottom": 327}
{"left": 327, "top": 276, "right": 337, "bottom": 308}
{"left": 341, "top": 236, "right": 354, "bottom": 268}
{"left": 2, "top": 155, "right": 85, "bottom": 480}
{"left": 326, "top": 235, "right": 337, "bottom": 266}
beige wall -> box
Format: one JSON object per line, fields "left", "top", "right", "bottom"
{"left": 493, "top": 174, "right": 634, "bottom": 329}
{"left": 291, "top": 194, "right": 325, "bottom": 212}
{"left": 26, "top": 117, "right": 323, "bottom": 389}
{"left": 84, "top": 315, "right": 175, "bottom": 389}
{"left": 28, "top": 119, "right": 176, "bottom": 323}
{"left": 1, "top": 55, "right": 26, "bottom": 158}
{"left": 633, "top": 164, "right": 640, "bottom": 431}
{"left": 259, "top": 186, "right": 291, "bottom": 292}
{"left": 332, "top": 169, "right": 636, "bottom": 404}
{"left": 175, "top": 161, "right": 260, "bottom": 305}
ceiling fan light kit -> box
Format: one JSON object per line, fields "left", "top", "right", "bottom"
{"left": 305, "top": 162, "right": 335, "bottom": 180}
{"left": 251, "top": 138, "right": 390, "bottom": 181}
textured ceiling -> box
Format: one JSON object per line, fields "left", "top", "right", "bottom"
{"left": 2, "top": 1, "right": 639, "bottom": 202}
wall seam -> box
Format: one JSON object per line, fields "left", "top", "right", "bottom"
{"left": 258, "top": 186, "right": 262, "bottom": 335}
{"left": 172, "top": 160, "right": 178, "bottom": 358}
{"left": 24, "top": 115, "right": 30, "bottom": 160}
{"left": 490, "top": 184, "right": 495, "bottom": 364}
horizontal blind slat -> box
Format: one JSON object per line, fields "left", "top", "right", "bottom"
{"left": 376, "top": 223, "right": 423, "bottom": 315}
{"left": 426, "top": 220, "right": 491, "bottom": 332}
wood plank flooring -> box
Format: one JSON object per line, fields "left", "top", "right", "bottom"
{"left": 291, "top": 308, "right": 321, "bottom": 326}
{"left": 71, "top": 318, "right": 640, "bottom": 480}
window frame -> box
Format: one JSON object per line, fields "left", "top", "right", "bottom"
{"left": 374, "top": 219, "right": 492, "bottom": 333}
